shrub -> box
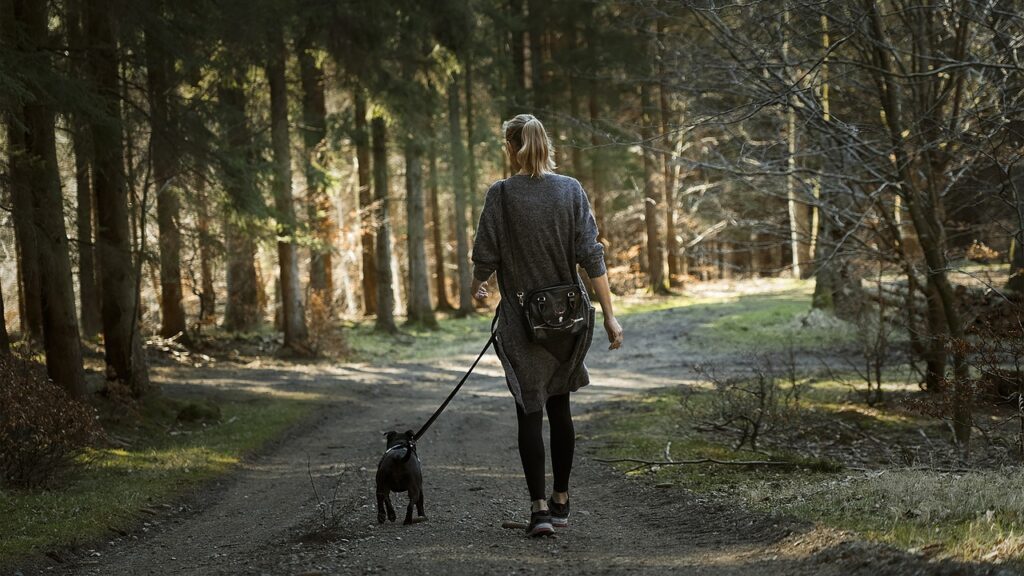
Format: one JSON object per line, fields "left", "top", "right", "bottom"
{"left": 0, "top": 354, "right": 101, "bottom": 488}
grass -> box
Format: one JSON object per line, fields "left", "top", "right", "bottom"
{"left": 0, "top": 393, "right": 315, "bottom": 566}
{"left": 345, "top": 313, "right": 495, "bottom": 363}
{"left": 754, "top": 469, "right": 1024, "bottom": 561}
{"left": 586, "top": 283, "right": 1024, "bottom": 567}
{"left": 587, "top": 382, "right": 1024, "bottom": 567}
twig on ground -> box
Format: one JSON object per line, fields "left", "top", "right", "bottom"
{"left": 594, "top": 457, "right": 797, "bottom": 467}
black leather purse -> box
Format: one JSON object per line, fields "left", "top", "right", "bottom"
{"left": 498, "top": 180, "right": 591, "bottom": 343}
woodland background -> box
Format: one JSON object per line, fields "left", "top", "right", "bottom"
{"left": 2, "top": 0, "right": 1024, "bottom": 570}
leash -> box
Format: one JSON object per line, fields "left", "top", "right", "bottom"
{"left": 412, "top": 314, "right": 499, "bottom": 441}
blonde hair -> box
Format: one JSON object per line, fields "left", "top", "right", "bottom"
{"left": 502, "top": 114, "right": 556, "bottom": 178}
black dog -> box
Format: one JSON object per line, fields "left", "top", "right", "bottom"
{"left": 375, "top": 430, "right": 425, "bottom": 525}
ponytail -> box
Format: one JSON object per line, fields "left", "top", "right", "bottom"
{"left": 503, "top": 114, "right": 556, "bottom": 178}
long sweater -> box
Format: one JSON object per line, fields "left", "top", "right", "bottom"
{"left": 471, "top": 173, "right": 607, "bottom": 414}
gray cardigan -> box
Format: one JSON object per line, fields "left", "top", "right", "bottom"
{"left": 472, "top": 173, "right": 606, "bottom": 414}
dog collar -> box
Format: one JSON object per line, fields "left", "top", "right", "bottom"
{"left": 383, "top": 442, "right": 415, "bottom": 455}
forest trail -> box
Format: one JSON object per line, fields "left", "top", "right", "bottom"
{"left": 34, "top": 289, "right": 1000, "bottom": 576}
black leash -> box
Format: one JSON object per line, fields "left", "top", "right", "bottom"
{"left": 412, "top": 314, "right": 499, "bottom": 441}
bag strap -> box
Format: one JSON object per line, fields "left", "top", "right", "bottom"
{"left": 497, "top": 179, "right": 580, "bottom": 303}
{"left": 497, "top": 180, "right": 524, "bottom": 304}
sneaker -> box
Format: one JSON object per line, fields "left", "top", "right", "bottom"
{"left": 525, "top": 509, "right": 554, "bottom": 537}
{"left": 548, "top": 498, "right": 570, "bottom": 528}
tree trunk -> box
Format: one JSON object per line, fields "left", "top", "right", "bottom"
{"left": 195, "top": 171, "right": 216, "bottom": 329}
{"left": 405, "top": 138, "right": 437, "bottom": 328}
{"left": 448, "top": 76, "right": 474, "bottom": 316}
{"left": 429, "top": 139, "right": 454, "bottom": 311}
{"left": 145, "top": 13, "right": 188, "bottom": 343}
{"left": 0, "top": 280, "right": 8, "bottom": 353}
{"left": 587, "top": 67, "right": 606, "bottom": 250}
{"left": 86, "top": 0, "right": 149, "bottom": 395}
{"left": 354, "top": 89, "right": 377, "bottom": 315}
{"left": 371, "top": 116, "right": 397, "bottom": 333}
{"left": 1009, "top": 165, "right": 1024, "bottom": 293}
{"left": 299, "top": 26, "right": 334, "bottom": 304}
{"left": 71, "top": 125, "right": 102, "bottom": 339}
{"left": 657, "top": 18, "right": 679, "bottom": 284}
{"left": 5, "top": 119, "right": 44, "bottom": 342}
{"left": 640, "top": 77, "right": 668, "bottom": 294}
{"left": 267, "top": 26, "right": 311, "bottom": 354}
{"left": 66, "top": 0, "right": 101, "bottom": 340}
{"left": 507, "top": 0, "right": 527, "bottom": 118}
{"left": 783, "top": 6, "right": 811, "bottom": 280}
{"left": 527, "top": 0, "right": 544, "bottom": 111}
{"left": 864, "top": 0, "right": 971, "bottom": 447}
{"left": 218, "top": 82, "right": 261, "bottom": 332}
{"left": 465, "top": 61, "right": 480, "bottom": 233}
{"left": 10, "top": 0, "right": 86, "bottom": 395}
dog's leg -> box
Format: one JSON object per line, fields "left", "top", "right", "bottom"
{"left": 416, "top": 489, "right": 425, "bottom": 518}
{"left": 376, "top": 490, "right": 387, "bottom": 524}
{"left": 404, "top": 498, "right": 415, "bottom": 525}
{"left": 384, "top": 492, "right": 397, "bottom": 522}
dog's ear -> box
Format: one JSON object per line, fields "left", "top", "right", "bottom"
{"left": 385, "top": 431, "right": 397, "bottom": 443}
{"left": 404, "top": 429, "right": 415, "bottom": 440}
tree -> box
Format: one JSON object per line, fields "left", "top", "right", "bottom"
{"left": 7, "top": 0, "right": 85, "bottom": 396}
{"left": 66, "top": 0, "right": 101, "bottom": 339}
{"left": 448, "top": 75, "right": 475, "bottom": 315}
{"left": 86, "top": 0, "right": 150, "bottom": 395}
{"left": 640, "top": 18, "right": 668, "bottom": 294}
{"left": 428, "top": 138, "right": 455, "bottom": 311}
{"left": 266, "top": 18, "right": 311, "bottom": 354}
{"left": 298, "top": 20, "right": 334, "bottom": 305}
{"left": 371, "top": 115, "right": 397, "bottom": 333}
{"left": 145, "top": 2, "right": 189, "bottom": 343}
{"left": 218, "top": 72, "right": 262, "bottom": 332}
{"left": 353, "top": 89, "right": 378, "bottom": 315}
{"left": 405, "top": 136, "right": 437, "bottom": 327}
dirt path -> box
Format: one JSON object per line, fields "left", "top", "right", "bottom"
{"left": 31, "top": 293, "right": 1004, "bottom": 576}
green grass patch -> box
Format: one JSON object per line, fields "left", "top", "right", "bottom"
{"left": 753, "top": 469, "right": 1024, "bottom": 563}
{"left": 701, "top": 292, "right": 856, "bottom": 351}
{"left": 345, "top": 313, "right": 495, "bottom": 363}
{"left": 0, "top": 394, "right": 314, "bottom": 566}
{"left": 587, "top": 382, "right": 1024, "bottom": 567}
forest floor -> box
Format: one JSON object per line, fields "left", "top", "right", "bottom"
{"left": 7, "top": 278, "right": 1021, "bottom": 575}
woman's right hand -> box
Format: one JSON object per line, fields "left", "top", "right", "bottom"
{"left": 604, "top": 316, "right": 623, "bottom": 350}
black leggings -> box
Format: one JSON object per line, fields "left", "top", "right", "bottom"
{"left": 516, "top": 392, "right": 574, "bottom": 501}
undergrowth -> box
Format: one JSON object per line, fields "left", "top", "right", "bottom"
{"left": 0, "top": 393, "right": 314, "bottom": 566}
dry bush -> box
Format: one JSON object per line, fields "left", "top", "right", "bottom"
{"left": 907, "top": 307, "right": 1024, "bottom": 460}
{"left": 694, "top": 350, "right": 806, "bottom": 452}
{"left": 306, "top": 290, "right": 346, "bottom": 356}
{"left": 0, "top": 354, "right": 101, "bottom": 488}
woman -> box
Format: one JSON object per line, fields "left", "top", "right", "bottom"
{"left": 471, "top": 114, "right": 623, "bottom": 537}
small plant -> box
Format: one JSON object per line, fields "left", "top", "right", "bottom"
{"left": 694, "top": 351, "right": 806, "bottom": 452}
{"left": 0, "top": 354, "right": 101, "bottom": 488}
